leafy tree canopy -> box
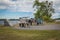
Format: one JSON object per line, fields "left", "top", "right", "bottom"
{"left": 33, "top": 0, "right": 55, "bottom": 22}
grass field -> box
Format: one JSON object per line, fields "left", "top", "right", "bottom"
{"left": 0, "top": 26, "right": 60, "bottom": 40}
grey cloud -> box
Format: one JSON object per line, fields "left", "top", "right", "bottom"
{"left": 53, "top": 0, "right": 60, "bottom": 13}
{"left": 0, "top": 0, "right": 60, "bottom": 12}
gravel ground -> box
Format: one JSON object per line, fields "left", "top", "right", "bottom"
{"left": 14, "top": 24, "right": 60, "bottom": 30}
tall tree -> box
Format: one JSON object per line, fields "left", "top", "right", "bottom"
{"left": 33, "top": 0, "right": 54, "bottom": 22}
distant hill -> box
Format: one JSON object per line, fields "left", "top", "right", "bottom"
{"left": 54, "top": 18, "right": 60, "bottom": 20}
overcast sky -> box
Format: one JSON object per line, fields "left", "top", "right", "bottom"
{"left": 0, "top": 0, "right": 60, "bottom": 19}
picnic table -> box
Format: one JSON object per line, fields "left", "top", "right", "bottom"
{"left": 19, "top": 19, "right": 30, "bottom": 27}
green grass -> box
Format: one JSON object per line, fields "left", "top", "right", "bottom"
{"left": 0, "top": 26, "right": 60, "bottom": 40}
